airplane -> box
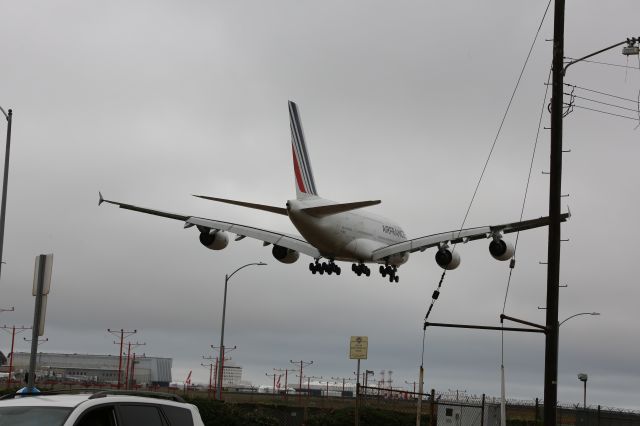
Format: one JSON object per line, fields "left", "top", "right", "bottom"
{"left": 100, "top": 101, "right": 569, "bottom": 283}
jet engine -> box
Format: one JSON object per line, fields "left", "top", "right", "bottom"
{"left": 199, "top": 229, "right": 229, "bottom": 250}
{"left": 435, "top": 247, "right": 461, "bottom": 270}
{"left": 272, "top": 245, "right": 299, "bottom": 264}
{"left": 489, "top": 238, "right": 515, "bottom": 261}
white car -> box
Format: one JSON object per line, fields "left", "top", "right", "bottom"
{"left": 0, "top": 391, "right": 205, "bottom": 426}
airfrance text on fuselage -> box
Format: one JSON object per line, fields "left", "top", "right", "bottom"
{"left": 382, "top": 225, "right": 405, "bottom": 239}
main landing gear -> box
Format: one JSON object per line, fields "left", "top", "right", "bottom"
{"left": 379, "top": 265, "right": 399, "bottom": 283}
{"left": 309, "top": 260, "right": 341, "bottom": 275}
{"left": 352, "top": 263, "right": 370, "bottom": 277}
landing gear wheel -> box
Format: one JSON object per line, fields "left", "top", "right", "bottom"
{"left": 394, "top": 275, "right": 399, "bottom": 283}
{"left": 365, "top": 267, "right": 370, "bottom": 277}
{"left": 336, "top": 266, "right": 341, "bottom": 275}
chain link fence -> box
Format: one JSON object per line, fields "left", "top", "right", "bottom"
{"left": 358, "top": 386, "right": 640, "bottom": 426}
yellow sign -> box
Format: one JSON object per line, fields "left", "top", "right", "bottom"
{"left": 350, "top": 336, "right": 368, "bottom": 359}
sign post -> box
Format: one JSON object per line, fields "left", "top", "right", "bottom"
{"left": 27, "top": 254, "right": 53, "bottom": 390}
{"left": 350, "top": 336, "right": 368, "bottom": 426}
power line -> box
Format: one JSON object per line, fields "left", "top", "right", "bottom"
{"left": 564, "top": 103, "right": 640, "bottom": 121}
{"left": 424, "top": 0, "right": 553, "bottom": 332}
{"left": 453, "top": 0, "right": 552, "bottom": 242}
{"left": 566, "top": 93, "right": 640, "bottom": 113}
{"left": 565, "top": 83, "right": 639, "bottom": 103}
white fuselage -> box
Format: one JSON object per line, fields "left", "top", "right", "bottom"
{"left": 287, "top": 197, "right": 410, "bottom": 266}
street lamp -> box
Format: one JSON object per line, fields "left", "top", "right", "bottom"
{"left": 0, "top": 106, "right": 12, "bottom": 283}
{"left": 578, "top": 373, "right": 588, "bottom": 410}
{"left": 560, "top": 312, "right": 600, "bottom": 327}
{"left": 216, "top": 261, "right": 266, "bottom": 400}
{"left": 558, "top": 312, "right": 599, "bottom": 411}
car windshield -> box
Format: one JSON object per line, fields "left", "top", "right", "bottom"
{"left": 0, "top": 406, "right": 72, "bottom": 426}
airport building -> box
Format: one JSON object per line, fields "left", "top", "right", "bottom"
{"left": 6, "top": 352, "right": 172, "bottom": 386}
{"left": 221, "top": 363, "right": 243, "bottom": 386}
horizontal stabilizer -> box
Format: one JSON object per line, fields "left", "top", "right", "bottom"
{"left": 193, "top": 195, "right": 288, "bottom": 216}
{"left": 301, "top": 200, "right": 381, "bottom": 218}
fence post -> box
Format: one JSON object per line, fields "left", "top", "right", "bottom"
{"left": 597, "top": 405, "right": 601, "bottom": 426}
{"left": 558, "top": 404, "right": 562, "bottom": 426}
{"left": 535, "top": 398, "right": 539, "bottom": 425}
{"left": 481, "top": 394, "right": 486, "bottom": 426}
{"left": 430, "top": 389, "right": 436, "bottom": 426}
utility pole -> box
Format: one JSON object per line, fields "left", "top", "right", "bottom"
{"left": 365, "top": 370, "right": 374, "bottom": 388}
{"left": 129, "top": 352, "right": 138, "bottom": 389}
{"left": 265, "top": 372, "right": 278, "bottom": 395}
{"left": 124, "top": 341, "right": 145, "bottom": 390}
{"left": 291, "top": 359, "right": 313, "bottom": 401}
{"left": 0, "top": 324, "right": 30, "bottom": 388}
{"left": 0, "top": 106, "right": 12, "bottom": 283}
{"left": 107, "top": 329, "right": 137, "bottom": 389}
{"left": 331, "top": 376, "right": 355, "bottom": 396}
{"left": 545, "top": 2, "right": 565, "bottom": 425}
{"left": 274, "top": 367, "right": 298, "bottom": 399}
{"left": 203, "top": 354, "right": 217, "bottom": 398}
{"left": 299, "top": 374, "right": 322, "bottom": 397}
{"left": 211, "top": 345, "right": 235, "bottom": 399}
{"left": 201, "top": 361, "right": 214, "bottom": 398}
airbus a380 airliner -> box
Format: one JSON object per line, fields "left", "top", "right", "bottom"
{"left": 100, "top": 101, "right": 568, "bottom": 282}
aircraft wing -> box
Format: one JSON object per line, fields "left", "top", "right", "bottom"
{"left": 99, "top": 193, "right": 321, "bottom": 258}
{"left": 371, "top": 213, "right": 570, "bottom": 261}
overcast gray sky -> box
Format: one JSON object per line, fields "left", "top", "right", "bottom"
{"left": 1, "top": 0, "right": 639, "bottom": 409}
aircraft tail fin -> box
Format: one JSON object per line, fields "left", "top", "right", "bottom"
{"left": 289, "top": 101, "right": 319, "bottom": 200}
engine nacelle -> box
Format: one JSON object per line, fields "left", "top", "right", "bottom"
{"left": 435, "top": 248, "right": 461, "bottom": 270}
{"left": 199, "top": 230, "right": 229, "bottom": 250}
{"left": 489, "top": 238, "right": 515, "bottom": 261}
{"left": 272, "top": 245, "right": 299, "bottom": 264}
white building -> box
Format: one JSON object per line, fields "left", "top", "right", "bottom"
{"left": 221, "top": 362, "right": 242, "bottom": 386}
{"left": 8, "top": 352, "right": 172, "bottom": 386}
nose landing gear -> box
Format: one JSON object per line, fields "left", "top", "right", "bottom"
{"left": 379, "top": 265, "right": 399, "bottom": 283}
{"left": 309, "top": 260, "right": 341, "bottom": 276}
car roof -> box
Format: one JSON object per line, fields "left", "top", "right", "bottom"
{"left": 0, "top": 393, "right": 191, "bottom": 409}
{"left": 0, "top": 393, "right": 91, "bottom": 408}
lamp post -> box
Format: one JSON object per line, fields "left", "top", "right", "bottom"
{"left": 578, "top": 373, "right": 588, "bottom": 410}
{"left": 0, "top": 106, "right": 12, "bottom": 283}
{"left": 216, "top": 261, "right": 266, "bottom": 400}
{"left": 558, "top": 312, "right": 598, "bottom": 411}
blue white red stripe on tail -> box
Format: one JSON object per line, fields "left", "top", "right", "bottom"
{"left": 289, "top": 101, "right": 318, "bottom": 198}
